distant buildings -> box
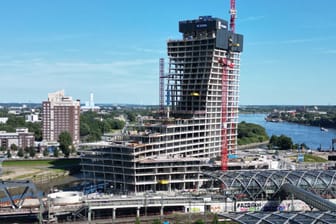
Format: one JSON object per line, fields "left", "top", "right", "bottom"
{"left": 0, "top": 128, "right": 34, "bottom": 149}
{"left": 0, "top": 117, "right": 8, "bottom": 124}
{"left": 25, "top": 114, "right": 40, "bottom": 123}
{"left": 81, "top": 93, "right": 100, "bottom": 112}
{"left": 42, "top": 90, "right": 80, "bottom": 145}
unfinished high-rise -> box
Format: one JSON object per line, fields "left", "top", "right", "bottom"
{"left": 80, "top": 16, "right": 243, "bottom": 193}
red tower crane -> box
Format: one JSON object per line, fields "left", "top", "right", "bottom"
{"left": 230, "top": 0, "right": 236, "bottom": 33}
{"left": 220, "top": 0, "right": 237, "bottom": 171}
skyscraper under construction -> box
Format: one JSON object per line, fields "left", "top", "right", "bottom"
{"left": 80, "top": 16, "right": 243, "bottom": 193}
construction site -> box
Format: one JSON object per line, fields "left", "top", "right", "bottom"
{"left": 81, "top": 18, "right": 241, "bottom": 193}
{"left": 2, "top": 1, "right": 336, "bottom": 224}
{"left": 80, "top": 10, "right": 243, "bottom": 193}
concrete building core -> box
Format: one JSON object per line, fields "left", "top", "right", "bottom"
{"left": 80, "top": 16, "right": 243, "bottom": 193}
{"left": 42, "top": 90, "right": 80, "bottom": 145}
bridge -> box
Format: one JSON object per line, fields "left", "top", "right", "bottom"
{"left": 1, "top": 170, "right": 336, "bottom": 223}
{"left": 203, "top": 170, "right": 336, "bottom": 223}
{"left": 219, "top": 211, "right": 336, "bottom": 224}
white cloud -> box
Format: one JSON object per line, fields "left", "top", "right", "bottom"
{"left": 240, "top": 16, "right": 265, "bottom": 22}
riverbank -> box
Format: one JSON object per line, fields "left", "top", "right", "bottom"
{"left": 1, "top": 158, "right": 80, "bottom": 184}
{"left": 238, "top": 141, "right": 269, "bottom": 150}
{"left": 239, "top": 113, "right": 336, "bottom": 149}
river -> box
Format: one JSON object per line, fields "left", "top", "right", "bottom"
{"left": 239, "top": 113, "right": 336, "bottom": 150}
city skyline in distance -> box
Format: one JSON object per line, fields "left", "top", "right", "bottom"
{"left": 0, "top": 0, "right": 336, "bottom": 105}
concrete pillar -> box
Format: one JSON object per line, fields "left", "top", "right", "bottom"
{"left": 112, "top": 208, "right": 116, "bottom": 220}
{"left": 137, "top": 207, "right": 140, "bottom": 217}
{"left": 160, "top": 206, "right": 164, "bottom": 216}
{"left": 88, "top": 209, "right": 91, "bottom": 223}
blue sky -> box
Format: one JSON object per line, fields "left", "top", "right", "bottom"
{"left": 0, "top": 0, "right": 336, "bottom": 105}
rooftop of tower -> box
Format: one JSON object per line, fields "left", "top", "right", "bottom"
{"left": 179, "top": 16, "right": 229, "bottom": 33}
{"left": 172, "top": 15, "right": 243, "bottom": 53}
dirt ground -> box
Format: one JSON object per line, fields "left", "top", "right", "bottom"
{"left": 1, "top": 166, "right": 55, "bottom": 181}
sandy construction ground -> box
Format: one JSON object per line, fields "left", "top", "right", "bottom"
{"left": 1, "top": 166, "right": 51, "bottom": 181}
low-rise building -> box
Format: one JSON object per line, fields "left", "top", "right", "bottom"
{"left": 0, "top": 117, "right": 8, "bottom": 124}
{"left": 0, "top": 128, "right": 34, "bottom": 149}
{"left": 25, "top": 114, "right": 40, "bottom": 123}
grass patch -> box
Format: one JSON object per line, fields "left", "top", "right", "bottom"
{"left": 3, "top": 158, "right": 80, "bottom": 168}
{"left": 304, "top": 154, "right": 328, "bottom": 163}
{"left": 3, "top": 160, "right": 52, "bottom": 167}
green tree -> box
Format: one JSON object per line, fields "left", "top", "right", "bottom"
{"left": 53, "top": 148, "right": 59, "bottom": 157}
{"left": 29, "top": 147, "right": 36, "bottom": 158}
{"left": 43, "top": 149, "right": 49, "bottom": 157}
{"left": 6, "top": 150, "right": 11, "bottom": 158}
{"left": 80, "top": 111, "right": 102, "bottom": 142}
{"left": 278, "top": 135, "right": 293, "bottom": 150}
{"left": 212, "top": 214, "right": 219, "bottom": 224}
{"left": 58, "top": 131, "right": 72, "bottom": 157}
{"left": 152, "top": 219, "right": 161, "bottom": 224}
{"left": 194, "top": 220, "right": 204, "bottom": 224}
{"left": 17, "top": 148, "right": 24, "bottom": 157}
{"left": 126, "top": 111, "right": 136, "bottom": 123}
{"left": 135, "top": 217, "right": 141, "bottom": 224}
{"left": 10, "top": 143, "right": 17, "bottom": 151}
{"left": 26, "top": 122, "right": 42, "bottom": 141}
{"left": 80, "top": 123, "right": 90, "bottom": 136}
{"left": 269, "top": 134, "right": 293, "bottom": 150}
{"left": 6, "top": 115, "right": 25, "bottom": 127}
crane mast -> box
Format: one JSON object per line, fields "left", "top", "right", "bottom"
{"left": 220, "top": 0, "right": 237, "bottom": 171}
{"left": 230, "top": 0, "right": 236, "bottom": 33}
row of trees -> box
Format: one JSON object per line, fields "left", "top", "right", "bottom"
{"left": 0, "top": 130, "right": 73, "bottom": 158}
{"left": 0, "top": 108, "right": 300, "bottom": 151}
{"left": 0, "top": 113, "right": 42, "bottom": 141}
{"left": 280, "top": 111, "right": 336, "bottom": 129}
{"left": 238, "top": 121, "right": 297, "bottom": 150}
{"left": 80, "top": 111, "right": 125, "bottom": 142}
{"left": 0, "top": 145, "right": 37, "bottom": 158}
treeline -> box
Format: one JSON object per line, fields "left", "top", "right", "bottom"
{"left": 0, "top": 107, "right": 156, "bottom": 143}
{"left": 282, "top": 112, "right": 336, "bottom": 129}
{"left": 237, "top": 121, "right": 269, "bottom": 145}
{"left": 0, "top": 113, "right": 42, "bottom": 141}
{"left": 80, "top": 108, "right": 155, "bottom": 142}
{"left": 80, "top": 111, "right": 125, "bottom": 142}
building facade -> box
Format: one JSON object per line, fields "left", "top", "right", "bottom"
{"left": 42, "top": 90, "right": 80, "bottom": 145}
{"left": 0, "top": 128, "right": 34, "bottom": 149}
{"left": 80, "top": 16, "right": 243, "bottom": 193}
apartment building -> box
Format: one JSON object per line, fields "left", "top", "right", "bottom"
{"left": 42, "top": 90, "right": 80, "bottom": 145}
